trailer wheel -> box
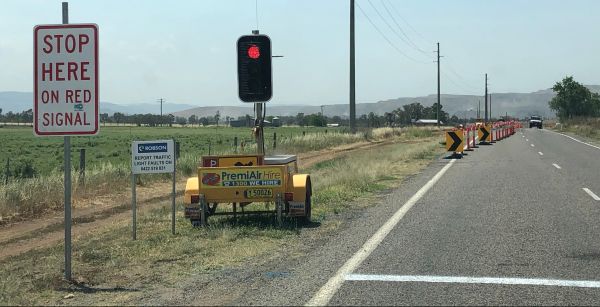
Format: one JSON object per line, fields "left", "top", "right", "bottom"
{"left": 299, "top": 180, "right": 312, "bottom": 224}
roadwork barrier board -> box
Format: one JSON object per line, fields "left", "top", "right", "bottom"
{"left": 478, "top": 125, "right": 492, "bottom": 143}
{"left": 446, "top": 130, "right": 464, "bottom": 152}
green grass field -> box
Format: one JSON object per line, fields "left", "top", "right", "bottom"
{"left": 0, "top": 125, "right": 339, "bottom": 177}
{"left": 0, "top": 134, "right": 444, "bottom": 305}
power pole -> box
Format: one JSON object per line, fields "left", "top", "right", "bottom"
{"left": 489, "top": 93, "right": 492, "bottom": 121}
{"left": 349, "top": 0, "right": 356, "bottom": 133}
{"left": 436, "top": 42, "right": 441, "bottom": 128}
{"left": 157, "top": 98, "right": 165, "bottom": 126}
{"left": 478, "top": 100, "right": 481, "bottom": 119}
{"left": 484, "top": 74, "right": 488, "bottom": 123}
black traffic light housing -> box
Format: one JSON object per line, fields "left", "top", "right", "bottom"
{"left": 237, "top": 34, "right": 272, "bottom": 102}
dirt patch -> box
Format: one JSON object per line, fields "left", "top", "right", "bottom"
{"left": 0, "top": 139, "right": 396, "bottom": 261}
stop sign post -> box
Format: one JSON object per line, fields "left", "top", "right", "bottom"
{"left": 35, "top": 2, "right": 99, "bottom": 281}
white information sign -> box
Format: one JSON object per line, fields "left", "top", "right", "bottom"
{"left": 34, "top": 24, "right": 99, "bottom": 136}
{"left": 132, "top": 140, "right": 175, "bottom": 174}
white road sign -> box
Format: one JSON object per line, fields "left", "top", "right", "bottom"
{"left": 132, "top": 140, "right": 175, "bottom": 174}
{"left": 34, "top": 24, "right": 99, "bottom": 136}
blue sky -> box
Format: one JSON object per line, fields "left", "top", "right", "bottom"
{"left": 1, "top": 0, "right": 599, "bottom": 106}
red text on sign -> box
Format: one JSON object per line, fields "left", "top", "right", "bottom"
{"left": 42, "top": 112, "right": 91, "bottom": 127}
{"left": 42, "top": 62, "right": 90, "bottom": 81}
{"left": 42, "top": 34, "right": 90, "bottom": 54}
{"left": 65, "top": 90, "right": 92, "bottom": 103}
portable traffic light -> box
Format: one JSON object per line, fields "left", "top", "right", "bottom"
{"left": 237, "top": 34, "right": 272, "bottom": 102}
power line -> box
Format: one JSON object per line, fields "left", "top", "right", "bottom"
{"left": 444, "top": 60, "right": 479, "bottom": 90}
{"left": 380, "top": 0, "right": 430, "bottom": 56}
{"left": 366, "top": 0, "right": 420, "bottom": 55}
{"left": 441, "top": 70, "right": 478, "bottom": 93}
{"left": 356, "top": 2, "right": 427, "bottom": 64}
{"left": 386, "top": 0, "right": 432, "bottom": 45}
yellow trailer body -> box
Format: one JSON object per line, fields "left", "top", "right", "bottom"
{"left": 184, "top": 154, "right": 312, "bottom": 226}
{"left": 198, "top": 165, "right": 287, "bottom": 203}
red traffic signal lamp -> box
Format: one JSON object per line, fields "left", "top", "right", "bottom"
{"left": 237, "top": 34, "right": 272, "bottom": 102}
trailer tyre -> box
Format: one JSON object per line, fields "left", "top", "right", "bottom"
{"left": 300, "top": 180, "right": 312, "bottom": 224}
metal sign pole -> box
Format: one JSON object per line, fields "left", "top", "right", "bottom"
{"left": 62, "top": 1, "right": 72, "bottom": 282}
{"left": 132, "top": 173, "right": 137, "bottom": 240}
{"left": 171, "top": 139, "right": 176, "bottom": 235}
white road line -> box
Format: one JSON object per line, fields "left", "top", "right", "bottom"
{"left": 345, "top": 274, "right": 600, "bottom": 289}
{"left": 552, "top": 163, "right": 562, "bottom": 169}
{"left": 526, "top": 139, "right": 529, "bottom": 141}
{"left": 306, "top": 160, "right": 457, "bottom": 306}
{"left": 545, "top": 130, "right": 600, "bottom": 150}
{"left": 538, "top": 152, "right": 543, "bottom": 156}
{"left": 531, "top": 144, "right": 535, "bottom": 147}
{"left": 583, "top": 188, "right": 600, "bottom": 201}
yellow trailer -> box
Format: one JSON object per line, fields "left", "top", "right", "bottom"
{"left": 184, "top": 154, "right": 311, "bottom": 227}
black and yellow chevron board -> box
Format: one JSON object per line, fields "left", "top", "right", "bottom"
{"left": 446, "top": 130, "right": 464, "bottom": 152}
{"left": 478, "top": 125, "right": 492, "bottom": 143}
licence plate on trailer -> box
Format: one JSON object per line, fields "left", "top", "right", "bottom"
{"left": 244, "top": 189, "right": 273, "bottom": 199}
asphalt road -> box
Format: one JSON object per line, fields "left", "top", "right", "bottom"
{"left": 226, "top": 128, "right": 600, "bottom": 306}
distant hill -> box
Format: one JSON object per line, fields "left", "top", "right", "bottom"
{"left": 173, "top": 86, "right": 600, "bottom": 120}
{"left": 3, "top": 85, "right": 600, "bottom": 119}
{"left": 0, "top": 92, "right": 195, "bottom": 115}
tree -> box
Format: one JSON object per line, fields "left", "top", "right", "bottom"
{"left": 296, "top": 113, "right": 305, "bottom": 126}
{"left": 214, "top": 110, "right": 221, "bottom": 127}
{"left": 176, "top": 116, "right": 187, "bottom": 126}
{"left": 167, "top": 114, "right": 175, "bottom": 127}
{"left": 188, "top": 115, "right": 197, "bottom": 126}
{"left": 113, "top": 112, "right": 125, "bottom": 125}
{"left": 403, "top": 102, "right": 425, "bottom": 121}
{"left": 305, "top": 114, "right": 327, "bottom": 127}
{"left": 549, "top": 76, "right": 600, "bottom": 119}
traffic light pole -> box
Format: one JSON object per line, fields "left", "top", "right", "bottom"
{"left": 255, "top": 102, "right": 265, "bottom": 155}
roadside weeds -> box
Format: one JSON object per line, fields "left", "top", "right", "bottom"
{"left": 0, "top": 133, "right": 444, "bottom": 305}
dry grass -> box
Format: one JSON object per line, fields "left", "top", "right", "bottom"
{"left": 309, "top": 136, "right": 441, "bottom": 217}
{"left": 0, "top": 127, "right": 421, "bottom": 221}
{"left": 0, "top": 133, "right": 443, "bottom": 305}
{"left": 558, "top": 117, "right": 600, "bottom": 141}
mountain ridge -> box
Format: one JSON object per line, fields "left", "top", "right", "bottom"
{"left": 2, "top": 85, "right": 599, "bottom": 119}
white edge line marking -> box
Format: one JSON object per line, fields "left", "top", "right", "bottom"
{"left": 345, "top": 274, "right": 600, "bottom": 288}
{"left": 552, "top": 163, "right": 562, "bottom": 169}
{"left": 546, "top": 130, "right": 600, "bottom": 150}
{"left": 306, "top": 160, "right": 457, "bottom": 306}
{"left": 538, "top": 152, "right": 543, "bottom": 156}
{"left": 531, "top": 144, "right": 535, "bottom": 147}
{"left": 583, "top": 188, "right": 600, "bottom": 201}
{"left": 526, "top": 139, "right": 529, "bottom": 141}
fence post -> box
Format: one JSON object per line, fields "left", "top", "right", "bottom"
{"left": 79, "top": 149, "right": 85, "bottom": 186}
{"left": 273, "top": 133, "right": 277, "bottom": 150}
{"left": 234, "top": 136, "right": 238, "bottom": 153}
